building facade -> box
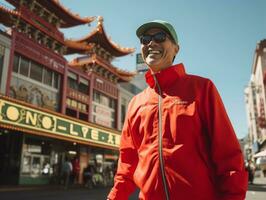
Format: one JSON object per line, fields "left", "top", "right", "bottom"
{"left": 0, "top": 29, "right": 11, "bottom": 94}
{"left": 245, "top": 39, "right": 266, "bottom": 164}
{"left": 0, "top": 0, "right": 136, "bottom": 185}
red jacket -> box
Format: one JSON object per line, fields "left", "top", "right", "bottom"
{"left": 108, "top": 64, "right": 247, "bottom": 200}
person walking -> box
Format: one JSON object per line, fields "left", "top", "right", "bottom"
{"left": 62, "top": 157, "right": 72, "bottom": 190}
{"left": 246, "top": 160, "right": 256, "bottom": 184}
{"left": 72, "top": 157, "right": 80, "bottom": 184}
{"left": 107, "top": 20, "right": 248, "bottom": 200}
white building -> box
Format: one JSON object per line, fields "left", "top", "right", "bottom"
{"left": 245, "top": 39, "right": 266, "bottom": 159}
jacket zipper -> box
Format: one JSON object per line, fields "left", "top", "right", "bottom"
{"left": 153, "top": 74, "right": 170, "bottom": 200}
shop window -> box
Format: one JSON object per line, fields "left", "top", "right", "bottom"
{"left": 10, "top": 54, "right": 61, "bottom": 111}
{"left": 78, "top": 77, "right": 89, "bottom": 94}
{"left": 19, "top": 56, "right": 30, "bottom": 77}
{"left": 67, "top": 72, "right": 78, "bottom": 90}
{"left": 109, "top": 98, "right": 116, "bottom": 109}
{"left": 101, "top": 95, "right": 109, "bottom": 107}
{"left": 21, "top": 137, "right": 52, "bottom": 177}
{"left": 79, "top": 112, "right": 88, "bottom": 122}
{"left": 31, "top": 156, "right": 41, "bottom": 175}
{"left": 92, "top": 90, "right": 117, "bottom": 128}
{"left": 93, "top": 91, "right": 101, "bottom": 103}
{"left": 43, "top": 68, "right": 53, "bottom": 86}
{"left": 12, "top": 54, "right": 19, "bottom": 73}
{"left": 30, "top": 61, "right": 43, "bottom": 82}
{"left": 66, "top": 108, "right": 77, "bottom": 118}
{"left": 53, "top": 72, "right": 60, "bottom": 89}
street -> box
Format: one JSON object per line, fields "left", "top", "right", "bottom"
{"left": 245, "top": 176, "right": 266, "bottom": 200}
{"left": 0, "top": 177, "right": 265, "bottom": 200}
{"left": 0, "top": 185, "right": 139, "bottom": 200}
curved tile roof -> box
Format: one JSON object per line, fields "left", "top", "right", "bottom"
{"left": 68, "top": 54, "right": 135, "bottom": 82}
{"left": 67, "top": 16, "right": 135, "bottom": 57}
{"left": 64, "top": 39, "right": 95, "bottom": 55}
{"left": 5, "top": 0, "right": 96, "bottom": 28}
{"left": 0, "top": 4, "right": 19, "bottom": 27}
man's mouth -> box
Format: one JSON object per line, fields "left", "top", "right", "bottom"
{"left": 148, "top": 50, "right": 161, "bottom": 55}
{"left": 148, "top": 50, "right": 162, "bottom": 56}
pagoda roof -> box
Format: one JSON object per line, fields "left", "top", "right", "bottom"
{"left": 64, "top": 39, "right": 95, "bottom": 55}
{"left": 5, "top": 0, "right": 95, "bottom": 28}
{"left": 0, "top": 3, "right": 66, "bottom": 43}
{"left": 69, "top": 54, "right": 135, "bottom": 82}
{"left": 68, "top": 16, "right": 135, "bottom": 57}
{"left": 0, "top": 4, "right": 19, "bottom": 27}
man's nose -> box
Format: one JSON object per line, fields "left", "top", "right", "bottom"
{"left": 147, "top": 38, "right": 157, "bottom": 46}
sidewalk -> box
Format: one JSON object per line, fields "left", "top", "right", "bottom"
{"left": 0, "top": 184, "right": 139, "bottom": 200}
{"left": 253, "top": 176, "right": 266, "bottom": 185}
{"left": 0, "top": 184, "right": 86, "bottom": 192}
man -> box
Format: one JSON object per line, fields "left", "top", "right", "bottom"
{"left": 107, "top": 20, "right": 247, "bottom": 200}
{"left": 62, "top": 157, "right": 72, "bottom": 190}
{"left": 246, "top": 160, "right": 256, "bottom": 184}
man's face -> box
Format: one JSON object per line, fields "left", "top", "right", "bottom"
{"left": 140, "top": 28, "right": 179, "bottom": 72}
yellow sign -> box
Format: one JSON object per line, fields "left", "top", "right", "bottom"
{"left": 0, "top": 98, "right": 120, "bottom": 148}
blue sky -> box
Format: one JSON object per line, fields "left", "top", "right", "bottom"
{"left": 3, "top": 0, "right": 266, "bottom": 138}
{"left": 59, "top": 0, "right": 265, "bottom": 139}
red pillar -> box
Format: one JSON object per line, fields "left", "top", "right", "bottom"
{"left": 61, "top": 63, "right": 68, "bottom": 114}
{"left": 5, "top": 29, "right": 16, "bottom": 96}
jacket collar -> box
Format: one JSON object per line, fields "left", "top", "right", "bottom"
{"left": 145, "top": 63, "right": 186, "bottom": 90}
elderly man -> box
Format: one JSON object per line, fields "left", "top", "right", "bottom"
{"left": 107, "top": 20, "right": 247, "bottom": 200}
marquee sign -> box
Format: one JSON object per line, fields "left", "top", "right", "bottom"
{"left": 0, "top": 98, "right": 120, "bottom": 148}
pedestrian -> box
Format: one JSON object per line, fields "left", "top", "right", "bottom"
{"left": 83, "top": 163, "right": 96, "bottom": 188}
{"left": 72, "top": 157, "right": 80, "bottom": 184}
{"left": 246, "top": 160, "right": 256, "bottom": 184}
{"left": 62, "top": 157, "right": 72, "bottom": 190}
{"left": 107, "top": 20, "right": 248, "bottom": 200}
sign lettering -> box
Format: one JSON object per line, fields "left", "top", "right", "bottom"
{"left": 0, "top": 98, "right": 120, "bottom": 148}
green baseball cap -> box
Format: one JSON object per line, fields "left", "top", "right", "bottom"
{"left": 136, "top": 20, "right": 178, "bottom": 44}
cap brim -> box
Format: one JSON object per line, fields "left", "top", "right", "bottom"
{"left": 136, "top": 22, "right": 171, "bottom": 38}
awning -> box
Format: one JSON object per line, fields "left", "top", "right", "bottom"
{"left": 254, "top": 149, "right": 266, "bottom": 158}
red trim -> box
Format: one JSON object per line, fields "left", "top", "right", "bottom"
{"left": 19, "top": 6, "right": 64, "bottom": 43}
{"left": 13, "top": 30, "right": 65, "bottom": 74}
{"left": 89, "top": 73, "right": 94, "bottom": 122}
{"left": 61, "top": 64, "right": 68, "bottom": 114}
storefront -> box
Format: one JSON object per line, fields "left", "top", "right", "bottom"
{"left": 0, "top": 0, "right": 136, "bottom": 187}
{"left": 0, "top": 95, "right": 120, "bottom": 185}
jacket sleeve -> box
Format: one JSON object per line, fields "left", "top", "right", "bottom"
{"left": 107, "top": 107, "right": 138, "bottom": 200}
{"left": 201, "top": 80, "right": 248, "bottom": 200}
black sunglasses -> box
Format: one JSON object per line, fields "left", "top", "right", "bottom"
{"left": 140, "top": 32, "right": 167, "bottom": 45}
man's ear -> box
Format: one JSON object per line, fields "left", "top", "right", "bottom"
{"left": 174, "top": 44, "right": 179, "bottom": 54}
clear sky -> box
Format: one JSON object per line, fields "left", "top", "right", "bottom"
{"left": 58, "top": 0, "right": 266, "bottom": 139}
{"left": 3, "top": 0, "right": 266, "bottom": 138}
